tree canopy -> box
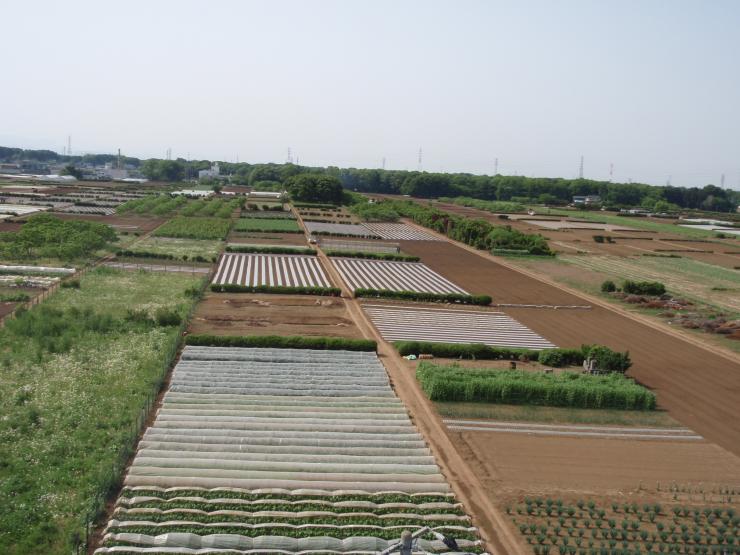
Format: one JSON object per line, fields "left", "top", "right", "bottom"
{"left": 285, "top": 173, "right": 344, "bottom": 204}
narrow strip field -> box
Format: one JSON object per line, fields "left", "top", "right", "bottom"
{"left": 213, "top": 253, "right": 332, "bottom": 288}
{"left": 362, "top": 222, "right": 442, "bottom": 241}
{"left": 94, "top": 346, "right": 485, "bottom": 554}
{"left": 332, "top": 258, "right": 467, "bottom": 294}
{"left": 304, "top": 221, "right": 380, "bottom": 238}
{"left": 443, "top": 419, "right": 702, "bottom": 441}
{"left": 364, "top": 304, "right": 555, "bottom": 349}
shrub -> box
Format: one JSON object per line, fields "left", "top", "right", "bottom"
{"left": 583, "top": 345, "right": 632, "bottom": 373}
{"left": 537, "top": 348, "right": 585, "bottom": 367}
{"left": 185, "top": 334, "right": 377, "bottom": 351}
{"left": 211, "top": 283, "right": 341, "bottom": 296}
{"left": 622, "top": 280, "right": 666, "bottom": 296}
{"left": 395, "top": 341, "right": 539, "bottom": 360}
{"left": 354, "top": 288, "right": 491, "bottom": 305}
{"left": 416, "top": 362, "right": 656, "bottom": 410}
{"left": 601, "top": 280, "right": 617, "bottom": 293}
{"left": 324, "top": 251, "right": 420, "bottom": 262}
{"left": 225, "top": 245, "right": 315, "bottom": 255}
{"left": 154, "top": 308, "right": 182, "bottom": 327}
{"left": 60, "top": 278, "right": 81, "bottom": 289}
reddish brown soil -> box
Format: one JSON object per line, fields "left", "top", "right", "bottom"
{"left": 0, "top": 221, "right": 22, "bottom": 232}
{"left": 50, "top": 212, "right": 166, "bottom": 233}
{"left": 400, "top": 240, "right": 740, "bottom": 457}
{"left": 189, "top": 293, "right": 363, "bottom": 338}
{"left": 451, "top": 429, "right": 740, "bottom": 494}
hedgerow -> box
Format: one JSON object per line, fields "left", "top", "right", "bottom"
{"left": 116, "top": 250, "right": 215, "bottom": 263}
{"left": 355, "top": 289, "right": 491, "bottom": 305}
{"left": 225, "top": 245, "right": 315, "bottom": 255}
{"left": 325, "top": 251, "right": 420, "bottom": 262}
{"left": 185, "top": 334, "right": 377, "bottom": 351}
{"left": 210, "top": 283, "right": 341, "bottom": 296}
{"left": 622, "top": 280, "right": 667, "bottom": 296}
{"left": 417, "top": 363, "right": 656, "bottom": 410}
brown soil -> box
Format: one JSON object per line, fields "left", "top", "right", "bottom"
{"left": 0, "top": 221, "right": 22, "bottom": 232}
{"left": 50, "top": 212, "right": 166, "bottom": 233}
{"left": 452, "top": 429, "right": 740, "bottom": 495}
{"left": 188, "top": 293, "right": 364, "bottom": 338}
{"left": 400, "top": 240, "right": 740, "bottom": 457}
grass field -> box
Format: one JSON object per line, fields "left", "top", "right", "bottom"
{"left": 233, "top": 217, "right": 302, "bottom": 233}
{"left": 125, "top": 236, "right": 223, "bottom": 259}
{"left": 0, "top": 267, "right": 202, "bottom": 554}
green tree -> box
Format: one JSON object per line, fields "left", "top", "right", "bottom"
{"left": 60, "top": 164, "right": 83, "bottom": 179}
{"left": 285, "top": 173, "right": 343, "bottom": 204}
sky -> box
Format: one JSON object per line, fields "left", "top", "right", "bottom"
{"left": 1, "top": 0, "right": 739, "bottom": 189}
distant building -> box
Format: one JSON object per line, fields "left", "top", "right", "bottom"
{"left": 171, "top": 189, "right": 214, "bottom": 198}
{"left": 0, "top": 163, "right": 22, "bottom": 175}
{"left": 573, "top": 195, "right": 601, "bottom": 205}
{"left": 198, "top": 162, "right": 221, "bottom": 180}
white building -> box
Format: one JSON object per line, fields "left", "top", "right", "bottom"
{"left": 198, "top": 162, "right": 220, "bottom": 180}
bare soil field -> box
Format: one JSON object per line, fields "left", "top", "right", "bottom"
{"left": 49, "top": 212, "right": 166, "bottom": 233}
{"left": 399, "top": 240, "right": 740, "bottom": 457}
{"left": 450, "top": 429, "right": 740, "bottom": 495}
{"left": 0, "top": 221, "right": 22, "bottom": 232}
{"left": 227, "top": 231, "right": 308, "bottom": 246}
{"left": 189, "top": 292, "right": 364, "bottom": 338}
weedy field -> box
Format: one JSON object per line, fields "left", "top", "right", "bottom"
{"left": 0, "top": 267, "right": 203, "bottom": 554}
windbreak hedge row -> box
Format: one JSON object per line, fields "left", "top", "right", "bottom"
{"left": 186, "top": 334, "right": 377, "bottom": 352}
{"left": 325, "top": 251, "right": 420, "bottom": 262}
{"left": 116, "top": 249, "right": 215, "bottom": 263}
{"left": 356, "top": 289, "right": 492, "bottom": 305}
{"left": 210, "top": 284, "right": 340, "bottom": 296}
{"left": 225, "top": 245, "right": 315, "bottom": 255}
{"left": 416, "top": 363, "right": 656, "bottom": 410}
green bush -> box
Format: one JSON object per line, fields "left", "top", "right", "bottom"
{"left": 325, "top": 251, "right": 419, "bottom": 262}
{"left": 0, "top": 292, "right": 31, "bottom": 302}
{"left": 395, "top": 341, "right": 539, "bottom": 360}
{"left": 225, "top": 245, "right": 315, "bottom": 255}
{"left": 416, "top": 362, "right": 656, "bottom": 410}
{"left": 185, "top": 334, "right": 377, "bottom": 352}
{"left": 583, "top": 344, "right": 632, "bottom": 373}
{"left": 600, "top": 280, "right": 617, "bottom": 293}
{"left": 154, "top": 308, "right": 182, "bottom": 326}
{"left": 210, "top": 283, "right": 341, "bottom": 296}
{"left": 355, "top": 288, "right": 491, "bottom": 305}
{"left": 622, "top": 280, "right": 666, "bottom": 296}
{"left": 60, "top": 278, "right": 81, "bottom": 289}
{"left": 349, "top": 202, "right": 400, "bottom": 222}
{"left": 537, "top": 348, "right": 585, "bottom": 367}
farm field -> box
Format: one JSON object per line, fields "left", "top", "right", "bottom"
{"left": 153, "top": 217, "right": 232, "bottom": 240}
{"left": 233, "top": 217, "right": 302, "bottom": 233}
{"left": 332, "top": 257, "right": 468, "bottom": 294}
{"left": 124, "top": 236, "right": 224, "bottom": 260}
{"left": 399, "top": 239, "right": 740, "bottom": 456}
{"left": 94, "top": 346, "right": 484, "bottom": 554}
{"left": 363, "top": 222, "right": 442, "bottom": 240}
{"left": 228, "top": 231, "right": 309, "bottom": 247}
{"left": 363, "top": 303, "right": 555, "bottom": 349}
{"left": 50, "top": 212, "right": 167, "bottom": 234}
{"left": 0, "top": 267, "right": 202, "bottom": 554}
{"left": 304, "top": 221, "right": 379, "bottom": 237}
{"left": 213, "top": 253, "right": 333, "bottom": 288}
{"left": 189, "top": 292, "right": 363, "bottom": 338}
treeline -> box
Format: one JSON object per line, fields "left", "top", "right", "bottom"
{"left": 385, "top": 200, "right": 553, "bottom": 255}
{"left": 3, "top": 146, "right": 737, "bottom": 212}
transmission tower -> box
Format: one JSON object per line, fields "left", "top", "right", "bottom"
{"left": 417, "top": 147, "right": 423, "bottom": 171}
{"left": 67, "top": 136, "right": 72, "bottom": 157}
{"left": 609, "top": 163, "right": 614, "bottom": 182}
{"left": 494, "top": 158, "right": 498, "bottom": 175}
{"left": 382, "top": 157, "right": 386, "bottom": 170}
{"left": 720, "top": 173, "right": 725, "bottom": 187}
{"left": 287, "top": 147, "right": 292, "bottom": 164}
{"left": 578, "top": 156, "right": 584, "bottom": 179}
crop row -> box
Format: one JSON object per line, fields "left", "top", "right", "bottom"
{"left": 153, "top": 217, "right": 232, "bottom": 240}
{"left": 233, "top": 217, "right": 302, "bottom": 233}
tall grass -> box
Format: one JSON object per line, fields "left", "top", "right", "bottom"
{"left": 416, "top": 362, "right": 655, "bottom": 410}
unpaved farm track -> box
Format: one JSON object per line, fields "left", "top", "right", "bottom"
{"left": 399, "top": 239, "right": 740, "bottom": 458}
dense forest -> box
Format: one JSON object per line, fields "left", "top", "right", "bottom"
{"left": 1, "top": 146, "right": 737, "bottom": 212}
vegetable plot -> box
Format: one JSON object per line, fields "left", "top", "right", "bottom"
{"left": 332, "top": 257, "right": 468, "bottom": 294}
{"left": 362, "top": 222, "right": 442, "bottom": 241}
{"left": 95, "top": 346, "right": 485, "bottom": 554}
{"left": 213, "top": 253, "right": 332, "bottom": 288}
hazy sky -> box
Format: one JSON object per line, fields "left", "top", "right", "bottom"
{"left": 1, "top": 1, "right": 738, "bottom": 188}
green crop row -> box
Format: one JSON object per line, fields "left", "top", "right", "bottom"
{"left": 325, "top": 251, "right": 420, "bottom": 262}
{"left": 225, "top": 245, "right": 315, "bottom": 255}
{"left": 185, "top": 334, "right": 378, "bottom": 352}
{"left": 417, "top": 363, "right": 656, "bottom": 410}
{"left": 210, "top": 283, "right": 340, "bottom": 296}
{"left": 355, "top": 289, "right": 492, "bottom": 305}
{"left": 153, "top": 217, "right": 232, "bottom": 240}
